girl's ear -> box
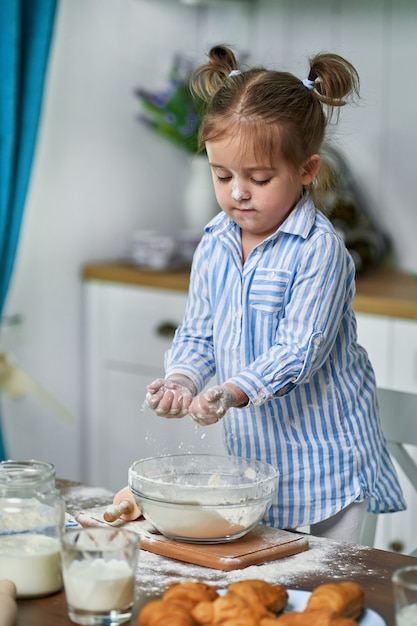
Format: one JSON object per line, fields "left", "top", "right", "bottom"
{"left": 301, "top": 154, "right": 321, "bottom": 185}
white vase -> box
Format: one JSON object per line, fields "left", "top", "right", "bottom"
{"left": 183, "top": 155, "right": 218, "bottom": 233}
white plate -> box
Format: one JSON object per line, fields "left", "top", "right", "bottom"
{"left": 286, "top": 589, "right": 385, "bottom": 625}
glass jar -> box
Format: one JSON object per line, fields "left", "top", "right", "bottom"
{"left": 0, "top": 460, "right": 65, "bottom": 597}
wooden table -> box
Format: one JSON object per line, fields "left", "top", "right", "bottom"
{"left": 16, "top": 481, "right": 417, "bottom": 626}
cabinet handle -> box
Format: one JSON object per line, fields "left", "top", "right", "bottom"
{"left": 155, "top": 322, "right": 179, "bottom": 338}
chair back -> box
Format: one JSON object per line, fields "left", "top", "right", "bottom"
{"left": 378, "top": 388, "right": 417, "bottom": 447}
{"left": 360, "top": 388, "right": 417, "bottom": 548}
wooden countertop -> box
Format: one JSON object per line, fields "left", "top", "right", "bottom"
{"left": 82, "top": 262, "right": 417, "bottom": 321}
{"left": 82, "top": 261, "right": 191, "bottom": 292}
{"left": 15, "top": 480, "right": 417, "bottom": 626}
{"left": 353, "top": 268, "right": 417, "bottom": 320}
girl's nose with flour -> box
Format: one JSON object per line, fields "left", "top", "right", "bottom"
{"left": 231, "top": 181, "right": 250, "bottom": 202}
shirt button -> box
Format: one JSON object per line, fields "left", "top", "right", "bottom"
{"left": 269, "top": 271, "right": 276, "bottom": 278}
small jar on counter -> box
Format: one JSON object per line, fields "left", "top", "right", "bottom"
{"left": 0, "top": 460, "right": 65, "bottom": 597}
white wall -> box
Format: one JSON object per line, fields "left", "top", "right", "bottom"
{"left": 2, "top": 0, "right": 417, "bottom": 482}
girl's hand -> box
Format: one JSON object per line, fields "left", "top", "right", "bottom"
{"left": 188, "top": 384, "right": 248, "bottom": 426}
{"left": 145, "top": 375, "right": 196, "bottom": 418}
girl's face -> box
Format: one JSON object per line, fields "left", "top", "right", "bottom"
{"left": 206, "top": 134, "right": 320, "bottom": 242}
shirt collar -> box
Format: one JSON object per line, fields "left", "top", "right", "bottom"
{"left": 205, "top": 195, "right": 316, "bottom": 241}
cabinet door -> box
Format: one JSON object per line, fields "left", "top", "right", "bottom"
{"left": 391, "top": 319, "right": 417, "bottom": 394}
{"left": 355, "top": 313, "right": 391, "bottom": 389}
{"left": 97, "top": 283, "right": 188, "bottom": 367}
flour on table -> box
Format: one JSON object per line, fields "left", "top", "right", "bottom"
{"left": 62, "top": 486, "right": 114, "bottom": 515}
{"left": 134, "top": 535, "right": 379, "bottom": 601}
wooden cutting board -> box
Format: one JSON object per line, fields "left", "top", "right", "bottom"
{"left": 140, "top": 524, "right": 309, "bottom": 571}
{"left": 75, "top": 507, "right": 309, "bottom": 571}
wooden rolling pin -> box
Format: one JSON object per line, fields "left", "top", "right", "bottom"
{"left": 0, "top": 580, "right": 17, "bottom": 626}
{"left": 103, "top": 487, "right": 141, "bottom": 522}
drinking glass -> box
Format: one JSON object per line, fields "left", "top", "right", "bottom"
{"left": 392, "top": 565, "right": 417, "bottom": 626}
{"left": 61, "top": 527, "right": 140, "bottom": 625}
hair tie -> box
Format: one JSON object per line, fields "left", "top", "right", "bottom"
{"left": 302, "top": 78, "right": 315, "bottom": 91}
{"left": 229, "top": 69, "right": 241, "bottom": 77}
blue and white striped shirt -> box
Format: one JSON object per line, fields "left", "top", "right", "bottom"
{"left": 165, "top": 197, "right": 405, "bottom": 529}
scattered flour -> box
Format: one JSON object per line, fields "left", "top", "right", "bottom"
{"left": 61, "top": 485, "right": 114, "bottom": 516}
{"left": 134, "top": 535, "right": 377, "bottom": 602}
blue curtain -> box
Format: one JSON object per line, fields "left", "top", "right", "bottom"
{"left": 0, "top": 0, "right": 58, "bottom": 459}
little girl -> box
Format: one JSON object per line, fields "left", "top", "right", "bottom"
{"left": 146, "top": 45, "right": 405, "bottom": 542}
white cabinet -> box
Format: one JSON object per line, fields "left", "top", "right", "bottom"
{"left": 356, "top": 313, "right": 417, "bottom": 395}
{"left": 83, "top": 281, "right": 224, "bottom": 491}
{"left": 355, "top": 313, "right": 392, "bottom": 389}
{"left": 391, "top": 319, "right": 417, "bottom": 394}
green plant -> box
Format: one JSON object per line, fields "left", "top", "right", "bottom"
{"left": 135, "top": 53, "right": 202, "bottom": 154}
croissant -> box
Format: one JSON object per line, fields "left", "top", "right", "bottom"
{"left": 305, "top": 581, "right": 364, "bottom": 619}
{"left": 191, "top": 580, "right": 288, "bottom": 625}
{"left": 216, "top": 618, "right": 259, "bottom": 626}
{"left": 192, "top": 592, "right": 261, "bottom": 624}
{"left": 138, "top": 579, "right": 365, "bottom": 626}
{"left": 227, "top": 580, "right": 288, "bottom": 614}
{"left": 163, "top": 581, "right": 219, "bottom": 611}
{"left": 138, "top": 598, "right": 197, "bottom": 626}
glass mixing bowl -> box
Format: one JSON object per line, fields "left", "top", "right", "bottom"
{"left": 128, "top": 454, "right": 279, "bottom": 544}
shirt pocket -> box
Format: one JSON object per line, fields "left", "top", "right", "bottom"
{"left": 248, "top": 268, "right": 291, "bottom": 314}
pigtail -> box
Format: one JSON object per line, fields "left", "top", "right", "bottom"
{"left": 191, "top": 45, "right": 239, "bottom": 102}
{"left": 308, "top": 53, "right": 360, "bottom": 119}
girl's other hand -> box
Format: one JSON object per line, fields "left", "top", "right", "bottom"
{"left": 145, "top": 375, "right": 196, "bottom": 418}
{"left": 188, "top": 384, "right": 248, "bottom": 426}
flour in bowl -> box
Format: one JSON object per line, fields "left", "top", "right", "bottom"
{"left": 142, "top": 501, "right": 266, "bottom": 540}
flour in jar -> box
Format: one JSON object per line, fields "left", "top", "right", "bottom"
{"left": 0, "top": 534, "right": 62, "bottom": 597}
{"left": 0, "top": 497, "right": 59, "bottom": 533}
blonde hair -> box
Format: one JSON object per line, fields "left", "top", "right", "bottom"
{"left": 191, "top": 45, "right": 360, "bottom": 205}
